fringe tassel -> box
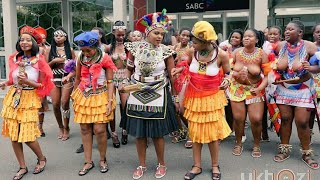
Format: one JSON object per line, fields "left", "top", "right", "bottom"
{"left": 127, "top": 104, "right": 163, "bottom": 113}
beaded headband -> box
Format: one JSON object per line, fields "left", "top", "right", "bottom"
{"left": 54, "top": 30, "right": 67, "bottom": 37}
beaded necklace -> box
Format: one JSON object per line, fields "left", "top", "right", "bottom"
{"left": 278, "top": 40, "right": 307, "bottom": 76}
{"left": 13, "top": 54, "right": 39, "bottom": 108}
{"left": 239, "top": 48, "right": 262, "bottom": 64}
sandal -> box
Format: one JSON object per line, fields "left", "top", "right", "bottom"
{"left": 99, "top": 158, "right": 109, "bottom": 173}
{"left": 155, "top": 163, "right": 167, "bottom": 179}
{"left": 13, "top": 167, "right": 28, "bottom": 180}
{"left": 301, "top": 150, "right": 319, "bottom": 170}
{"left": 33, "top": 157, "right": 46, "bottom": 174}
{"left": 212, "top": 165, "right": 221, "bottom": 180}
{"left": 58, "top": 127, "right": 63, "bottom": 139}
{"left": 251, "top": 147, "right": 262, "bottom": 158}
{"left": 62, "top": 127, "right": 70, "bottom": 141}
{"left": 111, "top": 132, "right": 120, "bottom": 148}
{"left": 121, "top": 129, "right": 128, "bottom": 145}
{"left": 232, "top": 145, "right": 243, "bottom": 156}
{"left": 132, "top": 166, "right": 147, "bottom": 180}
{"left": 273, "top": 144, "right": 291, "bottom": 162}
{"left": 78, "top": 161, "right": 95, "bottom": 176}
{"left": 184, "top": 165, "right": 202, "bottom": 180}
{"left": 184, "top": 140, "right": 193, "bottom": 149}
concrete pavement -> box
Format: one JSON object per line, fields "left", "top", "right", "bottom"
{"left": 0, "top": 102, "right": 320, "bottom": 180}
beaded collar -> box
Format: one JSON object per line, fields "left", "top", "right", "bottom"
{"left": 79, "top": 48, "right": 103, "bottom": 68}
{"left": 239, "top": 48, "right": 262, "bottom": 64}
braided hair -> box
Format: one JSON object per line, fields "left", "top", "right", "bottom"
{"left": 245, "top": 28, "right": 265, "bottom": 48}
{"left": 49, "top": 26, "right": 72, "bottom": 62}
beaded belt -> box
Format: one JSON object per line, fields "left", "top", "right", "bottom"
{"left": 134, "top": 74, "right": 164, "bottom": 83}
{"left": 13, "top": 85, "right": 35, "bottom": 90}
{"left": 82, "top": 86, "right": 108, "bottom": 97}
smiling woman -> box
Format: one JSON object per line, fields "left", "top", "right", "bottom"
{"left": 1, "top": 25, "right": 54, "bottom": 180}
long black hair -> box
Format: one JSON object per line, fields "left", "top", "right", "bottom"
{"left": 48, "top": 26, "right": 73, "bottom": 62}
{"left": 15, "top": 35, "right": 39, "bottom": 58}
{"left": 245, "top": 28, "right": 265, "bottom": 48}
{"left": 110, "top": 20, "right": 127, "bottom": 54}
{"left": 228, "top": 29, "right": 244, "bottom": 47}
{"left": 92, "top": 27, "right": 107, "bottom": 44}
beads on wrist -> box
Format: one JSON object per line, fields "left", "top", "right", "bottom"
{"left": 172, "top": 95, "right": 179, "bottom": 103}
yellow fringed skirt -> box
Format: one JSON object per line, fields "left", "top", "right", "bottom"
{"left": 71, "top": 88, "right": 116, "bottom": 124}
{"left": 1, "top": 87, "right": 41, "bottom": 143}
{"left": 184, "top": 90, "right": 231, "bottom": 143}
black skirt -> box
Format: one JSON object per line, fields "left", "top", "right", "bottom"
{"left": 120, "top": 87, "right": 178, "bottom": 138}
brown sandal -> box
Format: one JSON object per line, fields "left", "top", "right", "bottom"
{"left": 301, "top": 150, "right": 319, "bottom": 169}
{"left": 212, "top": 165, "right": 221, "bottom": 180}
{"left": 251, "top": 147, "right": 262, "bottom": 158}
{"left": 232, "top": 145, "right": 243, "bottom": 156}
{"left": 13, "top": 167, "right": 28, "bottom": 180}
{"left": 274, "top": 144, "right": 291, "bottom": 162}
{"left": 33, "top": 157, "right": 46, "bottom": 174}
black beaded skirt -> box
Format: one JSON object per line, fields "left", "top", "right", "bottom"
{"left": 120, "top": 87, "right": 178, "bottom": 138}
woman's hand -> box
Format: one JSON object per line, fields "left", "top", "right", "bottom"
{"left": 239, "top": 66, "right": 248, "bottom": 81}
{"left": 0, "top": 81, "right": 7, "bottom": 90}
{"left": 52, "top": 57, "right": 65, "bottom": 64}
{"left": 62, "top": 76, "right": 70, "bottom": 84}
{"left": 250, "top": 87, "right": 261, "bottom": 96}
{"left": 106, "top": 101, "right": 112, "bottom": 116}
{"left": 171, "top": 67, "right": 184, "bottom": 77}
{"left": 17, "top": 73, "right": 29, "bottom": 85}
{"left": 219, "top": 78, "right": 230, "bottom": 90}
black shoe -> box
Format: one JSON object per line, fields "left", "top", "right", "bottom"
{"left": 121, "top": 131, "right": 128, "bottom": 145}
{"left": 76, "top": 144, "right": 84, "bottom": 153}
{"left": 40, "top": 133, "right": 46, "bottom": 137}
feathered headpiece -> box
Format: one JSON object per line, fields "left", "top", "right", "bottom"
{"left": 136, "top": 9, "right": 170, "bottom": 35}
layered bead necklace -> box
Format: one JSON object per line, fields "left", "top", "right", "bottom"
{"left": 239, "top": 48, "right": 262, "bottom": 64}
{"left": 278, "top": 40, "right": 307, "bottom": 76}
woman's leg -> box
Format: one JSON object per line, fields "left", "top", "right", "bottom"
{"left": 51, "top": 86, "right": 63, "bottom": 138}
{"left": 120, "top": 92, "right": 129, "bottom": 145}
{"left": 274, "top": 105, "right": 294, "bottom": 162}
{"left": 187, "top": 143, "right": 203, "bottom": 173}
{"left": 93, "top": 123, "right": 108, "bottom": 167}
{"left": 61, "top": 82, "right": 73, "bottom": 141}
{"left": 208, "top": 141, "right": 220, "bottom": 174}
{"left": 230, "top": 101, "right": 246, "bottom": 154}
{"left": 25, "top": 140, "right": 46, "bottom": 172}
{"left": 247, "top": 101, "right": 264, "bottom": 157}
{"left": 80, "top": 124, "right": 93, "bottom": 169}
{"left": 12, "top": 141, "right": 28, "bottom": 177}
{"left": 133, "top": 138, "right": 147, "bottom": 177}
{"left": 295, "top": 107, "right": 318, "bottom": 169}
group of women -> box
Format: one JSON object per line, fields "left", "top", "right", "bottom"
{"left": 1, "top": 8, "right": 320, "bottom": 180}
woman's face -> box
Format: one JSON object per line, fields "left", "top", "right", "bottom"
{"left": 313, "top": 25, "right": 320, "bottom": 43}
{"left": 230, "top": 32, "right": 242, "bottom": 47}
{"left": 54, "top": 33, "right": 66, "bottom": 44}
{"left": 131, "top": 31, "right": 142, "bottom": 42}
{"left": 264, "top": 28, "right": 269, "bottom": 41}
{"left": 268, "top": 28, "right": 281, "bottom": 43}
{"left": 191, "top": 37, "right": 206, "bottom": 51}
{"left": 19, "top": 33, "right": 33, "bottom": 52}
{"left": 147, "top": 28, "right": 165, "bottom": 46}
{"left": 284, "top": 23, "right": 301, "bottom": 43}
{"left": 114, "top": 29, "right": 126, "bottom": 43}
{"left": 179, "top": 30, "right": 190, "bottom": 45}
{"left": 80, "top": 47, "right": 97, "bottom": 58}
{"left": 243, "top": 30, "right": 257, "bottom": 48}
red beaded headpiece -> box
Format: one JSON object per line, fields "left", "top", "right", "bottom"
{"left": 20, "top": 25, "right": 43, "bottom": 45}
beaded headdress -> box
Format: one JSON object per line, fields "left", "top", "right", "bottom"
{"left": 35, "top": 26, "right": 47, "bottom": 38}
{"left": 136, "top": 9, "right": 170, "bottom": 35}
{"left": 20, "top": 25, "right": 43, "bottom": 45}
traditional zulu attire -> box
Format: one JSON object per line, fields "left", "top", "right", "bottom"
{"left": 1, "top": 26, "right": 54, "bottom": 142}
{"left": 122, "top": 41, "right": 178, "bottom": 137}
{"left": 71, "top": 34, "right": 117, "bottom": 124}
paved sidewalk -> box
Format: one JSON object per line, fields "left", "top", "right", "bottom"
{"left": 0, "top": 102, "right": 320, "bottom": 180}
